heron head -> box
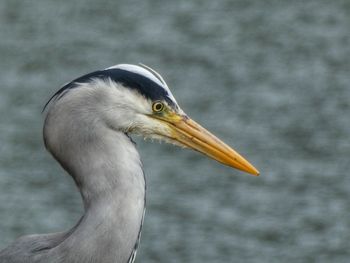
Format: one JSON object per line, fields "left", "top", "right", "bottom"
{"left": 45, "top": 64, "right": 259, "bottom": 175}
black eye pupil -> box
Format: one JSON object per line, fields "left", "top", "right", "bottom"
{"left": 155, "top": 104, "right": 162, "bottom": 110}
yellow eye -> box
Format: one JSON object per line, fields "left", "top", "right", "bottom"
{"left": 152, "top": 101, "right": 164, "bottom": 112}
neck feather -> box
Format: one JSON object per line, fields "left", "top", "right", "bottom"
{"left": 43, "top": 105, "right": 146, "bottom": 263}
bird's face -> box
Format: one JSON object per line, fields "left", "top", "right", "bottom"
{"left": 112, "top": 64, "right": 259, "bottom": 176}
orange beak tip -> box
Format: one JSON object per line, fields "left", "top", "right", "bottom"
{"left": 239, "top": 167, "right": 260, "bottom": 176}
{"left": 249, "top": 166, "right": 260, "bottom": 176}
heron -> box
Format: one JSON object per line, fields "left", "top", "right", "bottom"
{"left": 0, "top": 64, "right": 259, "bottom": 263}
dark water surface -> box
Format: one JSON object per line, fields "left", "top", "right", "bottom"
{"left": 1, "top": 1, "right": 349, "bottom": 262}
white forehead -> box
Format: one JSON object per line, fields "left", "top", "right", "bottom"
{"left": 105, "top": 64, "right": 177, "bottom": 103}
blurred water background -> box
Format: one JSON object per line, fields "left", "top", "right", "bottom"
{"left": 0, "top": 0, "right": 349, "bottom": 262}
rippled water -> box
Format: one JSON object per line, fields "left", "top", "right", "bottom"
{"left": 1, "top": 1, "right": 349, "bottom": 262}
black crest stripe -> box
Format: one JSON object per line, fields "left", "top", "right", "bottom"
{"left": 43, "top": 68, "right": 175, "bottom": 111}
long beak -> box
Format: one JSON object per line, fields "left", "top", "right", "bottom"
{"left": 155, "top": 114, "right": 259, "bottom": 176}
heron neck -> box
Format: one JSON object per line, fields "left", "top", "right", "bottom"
{"left": 48, "top": 128, "right": 146, "bottom": 263}
{"left": 72, "top": 131, "right": 145, "bottom": 209}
